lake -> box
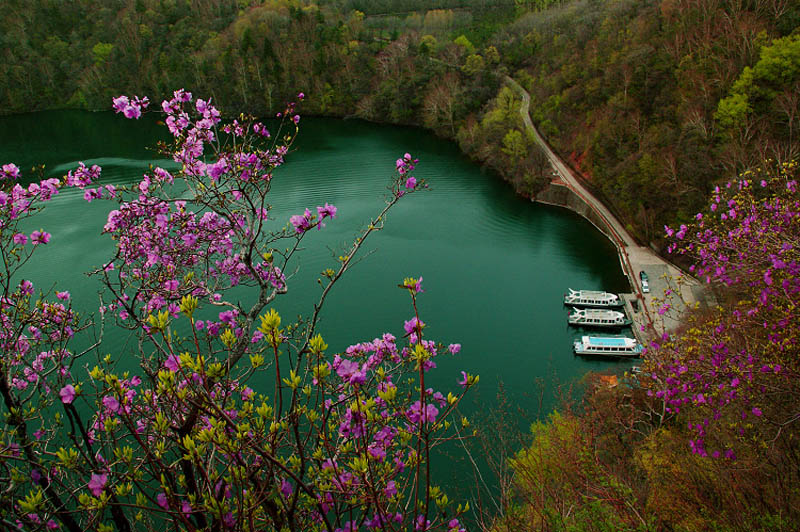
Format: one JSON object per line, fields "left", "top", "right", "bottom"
{"left": 0, "top": 109, "right": 631, "bottom": 505}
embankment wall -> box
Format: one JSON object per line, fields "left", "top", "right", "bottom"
{"left": 535, "top": 182, "right": 617, "bottom": 242}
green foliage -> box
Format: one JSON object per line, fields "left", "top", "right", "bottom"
{"left": 753, "top": 34, "right": 800, "bottom": 88}
{"left": 91, "top": 42, "right": 114, "bottom": 66}
{"left": 715, "top": 92, "right": 751, "bottom": 129}
{"left": 418, "top": 34, "right": 438, "bottom": 55}
{"left": 717, "top": 34, "right": 800, "bottom": 136}
{"left": 501, "top": 128, "right": 527, "bottom": 161}
{"left": 484, "top": 45, "right": 500, "bottom": 64}
{"left": 461, "top": 53, "right": 485, "bottom": 76}
{"left": 453, "top": 34, "right": 475, "bottom": 54}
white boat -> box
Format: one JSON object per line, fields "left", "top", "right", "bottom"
{"left": 573, "top": 336, "right": 643, "bottom": 357}
{"left": 563, "top": 288, "right": 623, "bottom": 308}
{"left": 568, "top": 308, "right": 632, "bottom": 328}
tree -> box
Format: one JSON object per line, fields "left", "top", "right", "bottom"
{"left": 0, "top": 91, "right": 475, "bottom": 532}
{"left": 422, "top": 72, "right": 461, "bottom": 137}
{"left": 461, "top": 54, "right": 485, "bottom": 77}
{"left": 452, "top": 35, "right": 475, "bottom": 55}
{"left": 91, "top": 42, "right": 114, "bottom": 67}
{"left": 501, "top": 128, "right": 527, "bottom": 162}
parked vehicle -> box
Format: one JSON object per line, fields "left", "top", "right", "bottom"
{"left": 639, "top": 271, "right": 650, "bottom": 293}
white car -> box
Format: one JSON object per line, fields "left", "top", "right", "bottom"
{"left": 640, "top": 271, "right": 650, "bottom": 293}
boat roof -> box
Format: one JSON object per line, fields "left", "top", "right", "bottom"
{"left": 578, "top": 309, "right": 623, "bottom": 316}
{"left": 573, "top": 289, "right": 615, "bottom": 297}
{"left": 584, "top": 336, "right": 633, "bottom": 347}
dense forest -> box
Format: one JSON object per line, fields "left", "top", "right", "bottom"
{"left": 3, "top": 1, "right": 800, "bottom": 529}
{"left": 7, "top": 0, "right": 798, "bottom": 245}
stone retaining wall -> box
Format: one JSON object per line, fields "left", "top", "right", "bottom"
{"left": 535, "top": 182, "right": 618, "bottom": 242}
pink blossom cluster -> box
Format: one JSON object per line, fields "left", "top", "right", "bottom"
{"left": 652, "top": 165, "right": 799, "bottom": 459}
{"left": 112, "top": 94, "right": 149, "bottom": 119}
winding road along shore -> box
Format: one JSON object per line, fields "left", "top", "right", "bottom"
{"left": 505, "top": 77, "right": 703, "bottom": 340}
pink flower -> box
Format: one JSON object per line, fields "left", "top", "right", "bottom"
{"left": 403, "top": 317, "right": 424, "bottom": 335}
{"left": 56, "top": 291, "right": 70, "bottom": 300}
{"left": 196, "top": 98, "right": 210, "bottom": 114}
{"left": 83, "top": 188, "right": 102, "bottom": 202}
{"left": 407, "top": 401, "right": 439, "bottom": 424}
{"left": 114, "top": 95, "right": 148, "bottom": 119}
{"left": 164, "top": 355, "right": 181, "bottom": 372}
{"left": 448, "top": 518, "right": 465, "bottom": 532}
{"left": 157, "top": 493, "right": 169, "bottom": 509}
{"left": 19, "top": 279, "right": 34, "bottom": 296}
{"left": 102, "top": 395, "right": 120, "bottom": 413}
{"left": 30, "top": 231, "right": 51, "bottom": 245}
{"left": 112, "top": 95, "right": 129, "bottom": 113}
{"left": 2, "top": 163, "right": 20, "bottom": 180}
{"left": 280, "top": 479, "right": 292, "bottom": 498}
{"left": 405, "top": 176, "right": 417, "bottom": 190}
{"left": 59, "top": 385, "right": 76, "bottom": 404}
{"left": 336, "top": 359, "right": 366, "bottom": 385}
{"left": 290, "top": 209, "right": 313, "bottom": 233}
{"left": 13, "top": 233, "right": 27, "bottom": 245}
{"left": 316, "top": 203, "right": 337, "bottom": 219}
{"left": 384, "top": 480, "right": 397, "bottom": 497}
{"left": 88, "top": 473, "right": 107, "bottom": 496}
{"left": 124, "top": 105, "right": 141, "bottom": 119}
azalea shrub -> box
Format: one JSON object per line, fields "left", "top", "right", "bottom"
{"left": 648, "top": 161, "right": 800, "bottom": 460}
{"left": 0, "top": 91, "right": 476, "bottom": 531}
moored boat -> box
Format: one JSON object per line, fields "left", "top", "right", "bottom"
{"left": 568, "top": 308, "right": 632, "bottom": 328}
{"left": 563, "top": 288, "right": 624, "bottom": 308}
{"left": 573, "top": 335, "right": 643, "bottom": 357}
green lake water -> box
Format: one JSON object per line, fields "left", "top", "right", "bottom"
{"left": 1, "top": 110, "right": 631, "bottom": 503}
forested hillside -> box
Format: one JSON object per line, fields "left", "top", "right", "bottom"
{"left": 501, "top": 0, "right": 800, "bottom": 242}
{"left": 2, "top": 0, "right": 799, "bottom": 242}
{"left": 4, "top": 2, "right": 800, "bottom": 531}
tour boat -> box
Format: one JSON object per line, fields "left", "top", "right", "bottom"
{"left": 563, "top": 288, "right": 624, "bottom": 308}
{"left": 568, "top": 308, "right": 632, "bottom": 328}
{"left": 573, "top": 336, "right": 643, "bottom": 357}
